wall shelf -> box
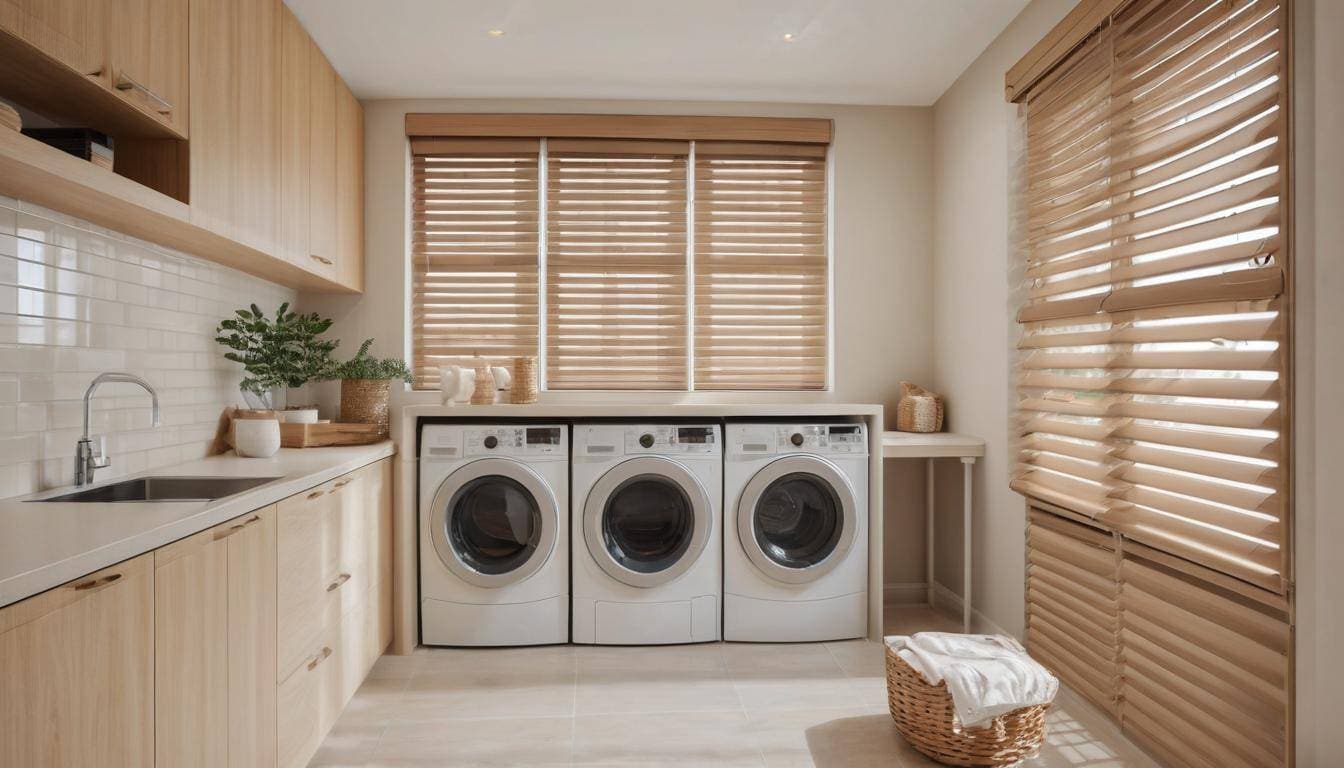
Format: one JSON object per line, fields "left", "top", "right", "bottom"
{"left": 0, "top": 128, "right": 353, "bottom": 293}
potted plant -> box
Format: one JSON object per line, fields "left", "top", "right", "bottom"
{"left": 215, "top": 303, "right": 338, "bottom": 419}
{"left": 328, "top": 339, "right": 411, "bottom": 434}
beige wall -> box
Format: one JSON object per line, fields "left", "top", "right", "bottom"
{"left": 1291, "top": 0, "right": 1343, "bottom": 762}
{"left": 299, "top": 98, "right": 937, "bottom": 591}
{"left": 927, "top": 0, "right": 1074, "bottom": 636}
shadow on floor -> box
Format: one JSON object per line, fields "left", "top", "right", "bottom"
{"left": 804, "top": 713, "right": 909, "bottom": 768}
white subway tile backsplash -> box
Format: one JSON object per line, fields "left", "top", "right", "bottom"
{"left": 0, "top": 198, "right": 295, "bottom": 498}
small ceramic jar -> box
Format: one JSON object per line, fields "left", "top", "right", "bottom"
{"left": 234, "top": 418, "right": 281, "bottom": 457}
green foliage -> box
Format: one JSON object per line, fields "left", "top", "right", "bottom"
{"left": 215, "top": 303, "right": 339, "bottom": 396}
{"left": 328, "top": 339, "right": 412, "bottom": 382}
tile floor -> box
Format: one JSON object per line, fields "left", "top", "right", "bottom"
{"left": 310, "top": 604, "right": 1159, "bottom": 767}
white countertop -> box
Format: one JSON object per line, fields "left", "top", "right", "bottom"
{"left": 0, "top": 441, "right": 395, "bottom": 608}
{"left": 881, "top": 431, "right": 986, "bottom": 458}
{"left": 399, "top": 402, "right": 883, "bottom": 420}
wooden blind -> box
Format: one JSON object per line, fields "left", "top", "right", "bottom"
{"left": 410, "top": 139, "right": 540, "bottom": 390}
{"left": 693, "top": 143, "right": 828, "bottom": 390}
{"left": 1012, "top": 0, "right": 1290, "bottom": 593}
{"left": 545, "top": 140, "right": 689, "bottom": 389}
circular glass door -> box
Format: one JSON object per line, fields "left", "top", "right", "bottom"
{"left": 429, "top": 458, "right": 558, "bottom": 588}
{"left": 584, "top": 456, "right": 711, "bottom": 588}
{"left": 738, "top": 455, "right": 857, "bottom": 584}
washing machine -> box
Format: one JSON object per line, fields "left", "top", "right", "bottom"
{"left": 723, "top": 422, "right": 868, "bottom": 642}
{"left": 571, "top": 423, "right": 722, "bottom": 645}
{"left": 419, "top": 423, "right": 568, "bottom": 646}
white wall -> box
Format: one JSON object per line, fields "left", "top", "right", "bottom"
{"left": 299, "top": 98, "right": 938, "bottom": 591}
{"left": 0, "top": 196, "right": 294, "bottom": 499}
{"left": 1291, "top": 0, "right": 1344, "bottom": 762}
{"left": 927, "top": 0, "right": 1075, "bottom": 637}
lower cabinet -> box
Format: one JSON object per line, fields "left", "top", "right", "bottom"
{"left": 0, "top": 554, "right": 155, "bottom": 768}
{"left": 0, "top": 456, "right": 391, "bottom": 768}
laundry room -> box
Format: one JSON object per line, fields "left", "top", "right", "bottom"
{"left": 0, "top": 1, "right": 1329, "bottom": 766}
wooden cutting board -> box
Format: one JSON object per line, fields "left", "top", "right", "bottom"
{"left": 279, "top": 422, "right": 385, "bottom": 448}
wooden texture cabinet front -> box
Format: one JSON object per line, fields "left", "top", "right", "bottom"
{"left": 8, "top": 0, "right": 107, "bottom": 80}
{"left": 0, "top": 553, "right": 154, "bottom": 768}
{"left": 107, "top": 0, "right": 188, "bottom": 135}
{"left": 306, "top": 37, "right": 338, "bottom": 278}
{"left": 335, "top": 78, "right": 364, "bottom": 291}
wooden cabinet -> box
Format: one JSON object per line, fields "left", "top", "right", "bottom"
{"left": 307, "top": 38, "right": 339, "bottom": 278}
{"left": 0, "top": 553, "right": 154, "bottom": 768}
{"left": 7, "top": 0, "right": 107, "bottom": 81}
{"left": 335, "top": 79, "right": 364, "bottom": 291}
{"left": 107, "top": 0, "right": 188, "bottom": 135}
{"left": 277, "top": 4, "right": 311, "bottom": 268}
{"left": 154, "top": 507, "right": 278, "bottom": 768}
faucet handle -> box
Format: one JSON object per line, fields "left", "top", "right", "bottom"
{"left": 87, "top": 436, "right": 110, "bottom": 470}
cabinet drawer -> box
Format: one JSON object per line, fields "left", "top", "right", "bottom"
{"left": 276, "top": 470, "right": 370, "bottom": 679}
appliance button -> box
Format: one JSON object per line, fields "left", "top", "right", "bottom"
{"left": 639, "top": 433, "right": 655, "bottom": 449}
{"left": 790, "top": 432, "right": 805, "bottom": 447}
{"left": 483, "top": 435, "right": 499, "bottom": 449}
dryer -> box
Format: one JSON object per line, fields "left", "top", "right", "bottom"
{"left": 724, "top": 422, "right": 868, "bottom": 642}
{"left": 571, "top": 423, "right": 722, "bottom": 645}
{"left": 419, "top": 423, "right": 568, "bottom": 646}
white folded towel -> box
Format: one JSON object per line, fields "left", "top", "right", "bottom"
{"left": 886, "top": 632, "right": 1058, "bottom": 728}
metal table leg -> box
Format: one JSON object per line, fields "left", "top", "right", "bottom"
{"left": 926, "top": 457, "right": 935, "bottom": 607}
{"left": 961, "top": 457, "right": 976, "bottom": 633}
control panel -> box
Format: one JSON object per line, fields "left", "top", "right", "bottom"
{"left": 623, "top": 425, "right": 719, "bottom": 454}
{"left": 729, "top": 423, "right": 867, "bottom": 456}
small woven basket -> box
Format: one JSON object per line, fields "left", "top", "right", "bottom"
{"left": 340, "top": 379, "right": 391, "bottom": 435}
{"left": 511, "top": 356, "right": 539, "bottom": 404}
{"left": 886, "top": 645, "right": 1048, "bottom": 767}
{"left": 896, "top": 381, "right": 945, "bottom": 433}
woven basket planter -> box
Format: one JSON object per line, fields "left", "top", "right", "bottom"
{"left": 886, "top": 645, "right": 1048, "bottom": 767}
{"left": 896, "top": 381, "right": 945, "bottom": 433}
{"left": 340, "top": 378, "right": 391, "bottom": 435}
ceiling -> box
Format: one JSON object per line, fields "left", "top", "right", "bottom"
{"left": 283, "top": 0, "right": 1029, "bottom": 106}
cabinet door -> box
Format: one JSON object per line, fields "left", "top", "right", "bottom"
{"left": 335, "top": 79, "right": 364, "bottom": 291}
{"left": 108, "top": 0, "right": 188, "bottom": 135}
{"left": 155, "top": 528, "right": 229, "bottom": 768}
{"left": 16, "top": 0, "right": 107, "bottom": 81}
{"left": 307, "top": 39, "right": 338, "bottom": 277}
{"left": 231, "top": 0, "right": 278, "bottom": 253}
{"left": 277, "top": 4, "right": 310, "bottom": 267}
{"left": 0, "top": 554, "right": 154, "bottom": 768}
{"left": 224, "top": 508, "right": 278, "bottom": 768}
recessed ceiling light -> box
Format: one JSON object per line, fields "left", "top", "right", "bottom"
{"left": 782, "top": 33, "right": 795, "bottom": 42}
{"left": 488, "top": 29, "right": 505, "bottom": 38}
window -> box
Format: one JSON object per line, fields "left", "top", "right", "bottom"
{"left": 408, "top": 115, "right": 831, "bottom": 391}
{"left": 1008, "top": 1, "right": 1291, "bottom": 765}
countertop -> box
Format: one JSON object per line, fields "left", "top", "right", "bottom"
{"left": 399, "top": 401, "right": 884, "bottom": 420}
{"left": 0, "top": 441, "right": 395, "bottom": 608}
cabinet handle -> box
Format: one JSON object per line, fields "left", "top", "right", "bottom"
{"left": 115, "top": 71, "right": 173, "bottom": 114}
{"left": 310, "top": 254, "right": 333, "bottom": 266}
{"left": 333, "top": 479, "right": 351, "bottom": 490}
{"left": 214, "top": 515, "right": 261, "bottom": 540}
{"left": 84, "top": 66, "right": 104, "bottom": 78}
{"left": 307, "top": 489, "right": 326, "bottom": 500}
{"left": 71, "top": 573, "right": 122, "bottom": 592}
{"left": 326, "top": 573, "right": 351, "bottom": 592}
{"left": 307, "top": 646, "right": 333, "bottom": 671}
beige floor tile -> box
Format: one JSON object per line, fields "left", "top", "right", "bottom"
{"left": 744, "top": 706, "right": 890, "bottom": 768}
{"left": 572, "top": 710, "right": 764, "bottom": 767}
{"left": 394, "top": 675, "right": 577, "bottom": 721}
{"left": 306, "top": 721, "right": 386, "bottom": 767}
{"left": 735, "top": 675, "right": 883, "bottom": 713}
{"left": 823, "top": 639, "right": 887, "bottom": 679}
{"left": 375, "top": 716, "right": 574, "bottom": 766}
{"left": 882, "top": 601, "right": 961, "bottom": 636}
{"left": 722, "top": 642, "right": 846, "bottom": 681}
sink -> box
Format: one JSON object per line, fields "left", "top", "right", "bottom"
{"left": 33, "top": 476, "right": 282, "bottom": 503}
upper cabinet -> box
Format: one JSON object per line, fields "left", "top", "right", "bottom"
{"left": 108, "top": 0, "right": 189, "bottom": 136}
{"left": 0, "top": 0, "right": 364, "bottom": 293}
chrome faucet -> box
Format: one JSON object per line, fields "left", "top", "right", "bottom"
{"left": 75, "top": 372, "right": 161, "bottom": 486}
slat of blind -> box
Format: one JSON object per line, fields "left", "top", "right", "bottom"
{"left": 546, "top": 143, "right": 689, "bottom": 389}
{"left": 694, "top": 145, "right": 828, "bottom": 390}
{"left": 1015, "top": 0, "right": 1289, "bottom": 597}
{"left": 411, "top": 149, "right": 540, "bottom": 390}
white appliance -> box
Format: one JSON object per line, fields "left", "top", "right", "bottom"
{"left": 571, "top": 423, "right": 722, "bottom": 645}
{"left": 419, "top": 423, "right": 568, "bottom": 646}
{"left": 724, "top": 422, "right": 868, "bottom": 642}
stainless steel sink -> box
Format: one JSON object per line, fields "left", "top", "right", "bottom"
{"left": 33, "top": 476, "right": 281, "bottom": 503}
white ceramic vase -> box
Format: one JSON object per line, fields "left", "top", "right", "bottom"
{"left": 234, "top": 418, "right": 281, "bottom": 458}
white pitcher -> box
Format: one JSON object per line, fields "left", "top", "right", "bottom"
{"left": 438, "top": 365, "right": 476, "bottom": 405}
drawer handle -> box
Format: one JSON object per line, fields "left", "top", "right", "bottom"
{"left": 326, "top": 573, "right": 351, "bottom": 592}
{"left": 114, "top": 72, "right": 173, "bottom": 114}
{"left": 310, "top": 254, "right": 333, "bottom": 266}
{"left": 333, "top": 478, "right": 351, "bottom": 489}
{"left": 307, "top": 646, "right": 333, "bottom": 671}
{"left": 214, "top": 515, "right": 261, "bottom": 540}
{"left": 307, "top": 489, "right": 326, "bottom": 500}
{"left": 72, "top": 573, "right": 122, "bottom": 592}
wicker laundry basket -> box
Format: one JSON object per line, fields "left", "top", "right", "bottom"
{"left": 886, "top": 644, "right": 1048, "bottom": 767}
{"left": 896, "top": 381, "right": 945, "bottom": 432}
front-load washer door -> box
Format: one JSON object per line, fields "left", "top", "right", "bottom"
{"left": 584, "top": 456, "right": 712, "bottom": 589}
{"left": 738, "top": 455, "right": 858, "bottom": 584}
{"left": 429, "top": 458, "right": 558, "bottom": 588}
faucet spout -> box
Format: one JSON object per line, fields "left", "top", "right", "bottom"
{"left": 76, "top": 372, "right": 161, "bottom": 486}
